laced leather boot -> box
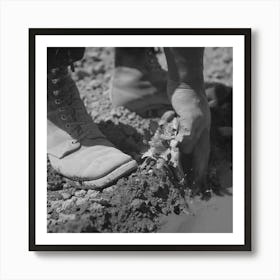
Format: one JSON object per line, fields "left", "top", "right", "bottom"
{"left": 110, "top": 48, "right": 171, "bottom": 117}
{"left": 47, "top": 65, "right": 137, "bottom": 189}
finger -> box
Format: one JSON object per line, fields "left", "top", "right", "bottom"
{"left": 176, "top": 116, "right": 204, "bottom": 153}
{"left": 159, "top": 110, "right": 176, "bottom": 126}
{"left": 192, "top": 129, "right": 210, "bottom": 192}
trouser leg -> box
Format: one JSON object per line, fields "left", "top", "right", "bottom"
{"left": 47, "top": 47, "right": 85, "bottom": 69}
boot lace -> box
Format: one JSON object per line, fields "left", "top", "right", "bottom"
{"left": 48, "top": 66, "right": 95, "bottom": 143}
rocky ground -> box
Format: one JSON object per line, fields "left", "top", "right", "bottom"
{"left": 47, "top": 47, "right": 233, "bottom": 233}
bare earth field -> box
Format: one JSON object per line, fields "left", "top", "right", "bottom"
{"left": 47, "top": 47, "right": 233, "bottom": 233}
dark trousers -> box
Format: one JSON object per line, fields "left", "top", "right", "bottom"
{"left": 47, "top": 47, "right": 85, "bottom": 69}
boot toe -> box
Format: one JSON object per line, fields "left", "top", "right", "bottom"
{"left": 49, "top": 145, "right": 137, "bottom": 189}
{"left": 111, "top": 67, "right": 170, "bottom": 117}
{"left": 81, "top": 146, "right": 134, "bottom": 179}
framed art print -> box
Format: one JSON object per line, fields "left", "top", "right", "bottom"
{"left": 29, "top": 28, "right": 251, "bottom": 251}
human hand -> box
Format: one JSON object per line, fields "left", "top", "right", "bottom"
{"left": 171, "top": 86, "right": 211, "bottom": 191}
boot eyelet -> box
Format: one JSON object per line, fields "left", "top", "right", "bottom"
{"left": 65, "top": 123, "right": 71, "bottom": 129}
{"left": 53, "top": 90, "right": 60, "bottom": 96}
{"left": 61, "top": 115, "right": 67, "bottom": 120}
{"left": 58, "top": 107, "right": 65, "bottom": 112}
{"left": 52, "top": 78, "right": 59, "bottom": 85}
{"left": 54, "top": 99, "right": 61, "bottom": 105}
{"left": 51, "top": 68, "right": 59, "bottom": 75}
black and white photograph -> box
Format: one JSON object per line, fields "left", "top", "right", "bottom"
{"left": 29, "top": 29, "right": 251, "bottom": 250}
{"left": 4, "top": 0, "right": 280, "bottom": 278}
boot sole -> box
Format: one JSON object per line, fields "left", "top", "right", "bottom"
{"left": 66, "top": 159, "right": 138, "bottom": 190}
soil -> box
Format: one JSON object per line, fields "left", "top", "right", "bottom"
{"left": 47, "top": 47, "right": 233, "bottom": 233}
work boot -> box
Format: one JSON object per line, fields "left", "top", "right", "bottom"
{"left": 110, "top": 48, "right": 171, "bottom": 117}
{"left": 47, "top": 55, "right": 137, "bottom": 189}
{"left": 164, "top": 47, "right": 211, "bottom": 191}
